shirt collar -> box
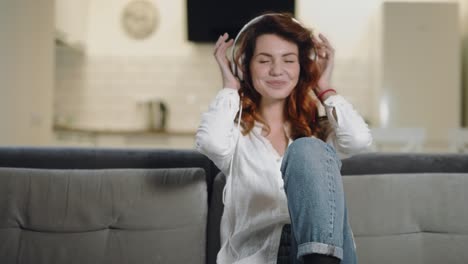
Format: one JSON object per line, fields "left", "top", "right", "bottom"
{"left": 252, "top": 121, "right": 292, "bottom": 140}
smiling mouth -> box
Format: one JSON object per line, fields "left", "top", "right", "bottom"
{"left": 266, "top": 80, "right": 288, "bottom": 87}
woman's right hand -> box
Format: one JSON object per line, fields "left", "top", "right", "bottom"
{"left": 214, "top": 33, "right": 240, "bottom": 90}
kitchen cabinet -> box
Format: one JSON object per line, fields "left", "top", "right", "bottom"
{"left": 55, "top": 0, "right": 90, "bottom": 51}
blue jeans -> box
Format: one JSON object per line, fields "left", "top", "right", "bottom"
{"left": 279, "top": 137, "right": 357, "bottom": 264}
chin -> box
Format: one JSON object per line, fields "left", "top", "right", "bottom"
{"left": 263, "top": 90, "right": 293, "bottom": 101}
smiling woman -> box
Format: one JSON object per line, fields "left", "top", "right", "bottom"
{"left": 195, "top": 12, "right": 372, "bottom": 264}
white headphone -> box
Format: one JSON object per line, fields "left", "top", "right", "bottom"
{"left": 230, "top": 13, "right": 318, "bottom": 81}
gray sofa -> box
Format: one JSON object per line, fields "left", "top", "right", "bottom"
{"left": 0, "top": 147, "right": 467, "bottom": 264}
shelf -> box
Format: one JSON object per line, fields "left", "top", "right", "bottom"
{"left": 55, "top": 29, "right": 86, "bottom": 54}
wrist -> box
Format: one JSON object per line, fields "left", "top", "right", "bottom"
{"left": 223, "top": 80, "right": 240, "bottom": 90}
{"left": 316, "top": 88, "right": 337, "bottom": 101}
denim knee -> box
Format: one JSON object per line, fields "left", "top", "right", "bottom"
{"left": 281, "top": 137, "right": 340, "bottom": 183}
{"left": 287, "top": 137, "right": 330, "bottom": 156}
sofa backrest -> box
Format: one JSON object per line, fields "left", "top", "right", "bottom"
{"left": 339, "top": 153, "right": 468, "bottom": 264}
{"left": 343, "top": 172, "right": 468, "bottom": 264}
{"left": 341, "top": 152, "right": 468, "bottom": 174}
{"left": 0, "top": 147, "right": 218, "bottom": 200}
{"left": 0, "top": 167, "right": 207, "bottom": 264}
{"left": 209, "top": 153, "right": 468, "bottom": 264}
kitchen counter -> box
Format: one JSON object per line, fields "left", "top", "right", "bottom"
{"left": 52, "top": 125, "right": 196, "bottom": 149}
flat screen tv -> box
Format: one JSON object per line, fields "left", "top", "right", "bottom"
{"left": 187, "top": 0, "right": 295, "bottom": 42}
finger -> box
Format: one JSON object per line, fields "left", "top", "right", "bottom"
{"left": 214, "top": 35, "right": 224, "bottom": 54}
{"left": 318, "top": 33, "right": 329, "bottom": 43}
{"left": 315, "top": 45, "right": 327, "bottom": 55}
{"left": 218, "top": 33, "right": 229, "bottom": 48}
{"left": 319, "top": 44, "right": 334, "bottom": 54}
{"left": 214, "top": 33, "right": 230, "bottom": 49}
{"left": 216, "top": 39, "right": 233, "bottom": 59}
{"left": 318, "top": 50, "right": 333, "bottom": 59}
{"left": 220, "top": 38, "right": 234, "bottom": 52}
{"left": 313, "top": 39, "right": 328, "bottom": 54}
{"left": 312, "top": 34, "right": 322, "bottom": 46}
{"left": 215, "top": 34, "right": 231, "bottom": 50}
{"left": 318, "top": 34, "right": 334, "bottom": 49}
{"left": 217, "top": 34, "right": 227, "bottom": 45}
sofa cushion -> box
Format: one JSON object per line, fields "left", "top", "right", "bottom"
{"left": 0, "top": 167, "right": 207, "bottom": 264}
{"left": 343, "top": 173, "right": 468, "bottom": 264}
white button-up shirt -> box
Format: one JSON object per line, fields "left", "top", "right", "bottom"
{"left": 196, "top": 88, "right": 372, "bottom": 264}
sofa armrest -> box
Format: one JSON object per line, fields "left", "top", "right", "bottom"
{"left": 206, "top": 172, "right": 226, "bottom": 264}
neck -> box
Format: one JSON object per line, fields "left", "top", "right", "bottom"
{"left": 259, "top": 98, "right": 286, "bottom": 128}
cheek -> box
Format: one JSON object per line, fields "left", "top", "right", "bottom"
{"left": 287, "top": 65, "right": 300, "bottom": 80}
{"left": 251, "top": 65, "right": 267, "bottom": 77}
{"left": 250, "top": 66, "right": 268, "bottom": 84}
{"left": 294, "top": 65, "right": 300, "bottom": 77}
{"left": 249, "top": 67, "right": 262, "bottom": 90}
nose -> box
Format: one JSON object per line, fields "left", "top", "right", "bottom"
{"left": 269, "top": 61, "right": 283, "bottom": 76}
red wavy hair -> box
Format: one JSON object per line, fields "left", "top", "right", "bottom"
{"left": 234, "top": 13, "right": 331, "bottom": 140}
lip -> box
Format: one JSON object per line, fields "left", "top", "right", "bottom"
{"left": 266, "top": 80, "right": 288, "bottom": 87}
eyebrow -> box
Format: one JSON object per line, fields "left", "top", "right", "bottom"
{"left": 254, "top": 52, "right": 298, "bottom": 58}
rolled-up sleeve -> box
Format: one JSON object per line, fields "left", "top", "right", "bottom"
{"left": 195, "top": 88, "right": 240, "bottom": 172}
{"left": 323, "top": 95, "right": 373, "bottom": 157}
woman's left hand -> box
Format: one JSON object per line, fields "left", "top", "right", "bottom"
{"left": 313, "top": 33, "right": 335, "bottom": 91}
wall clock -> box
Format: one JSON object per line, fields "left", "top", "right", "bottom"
{"left": 121, "top": 0, "right": 158, "bottom": 40}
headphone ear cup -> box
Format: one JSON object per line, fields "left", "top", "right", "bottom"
{"left": 231, "top": 54, "right": 244, "bottom": 81}
{"left": 310, "top": 46, "right": 318, "bottom": 61}
{"left": 230, "top": 60, "right": 237, "bottom": 80}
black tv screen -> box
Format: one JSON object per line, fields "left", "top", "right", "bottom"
{"left": 187, "top": 0, "right": 295, "bottom": 42}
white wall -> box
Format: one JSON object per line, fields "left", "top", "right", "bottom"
{"left": 53, "top": 0, "right": 468, "bottom": 143}
{"left": 86, "top": 0, "right": 192, "bottom": 56}
{"left": 55, "top": 0, "right": 221, "bottom": 132}
{"left": 0, "top": 0, "right": 54, "bottom": 146}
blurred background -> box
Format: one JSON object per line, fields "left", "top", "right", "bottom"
{"left": 1, "top": 0, "right": 467, "bottom": 153}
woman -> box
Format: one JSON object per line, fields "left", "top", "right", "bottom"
{"left": 196, "top": 13, "right": 372, "bottom": 264}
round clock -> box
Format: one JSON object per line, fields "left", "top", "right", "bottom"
{"left": 121, "top": 0, "right": 159, "bottom": 40}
